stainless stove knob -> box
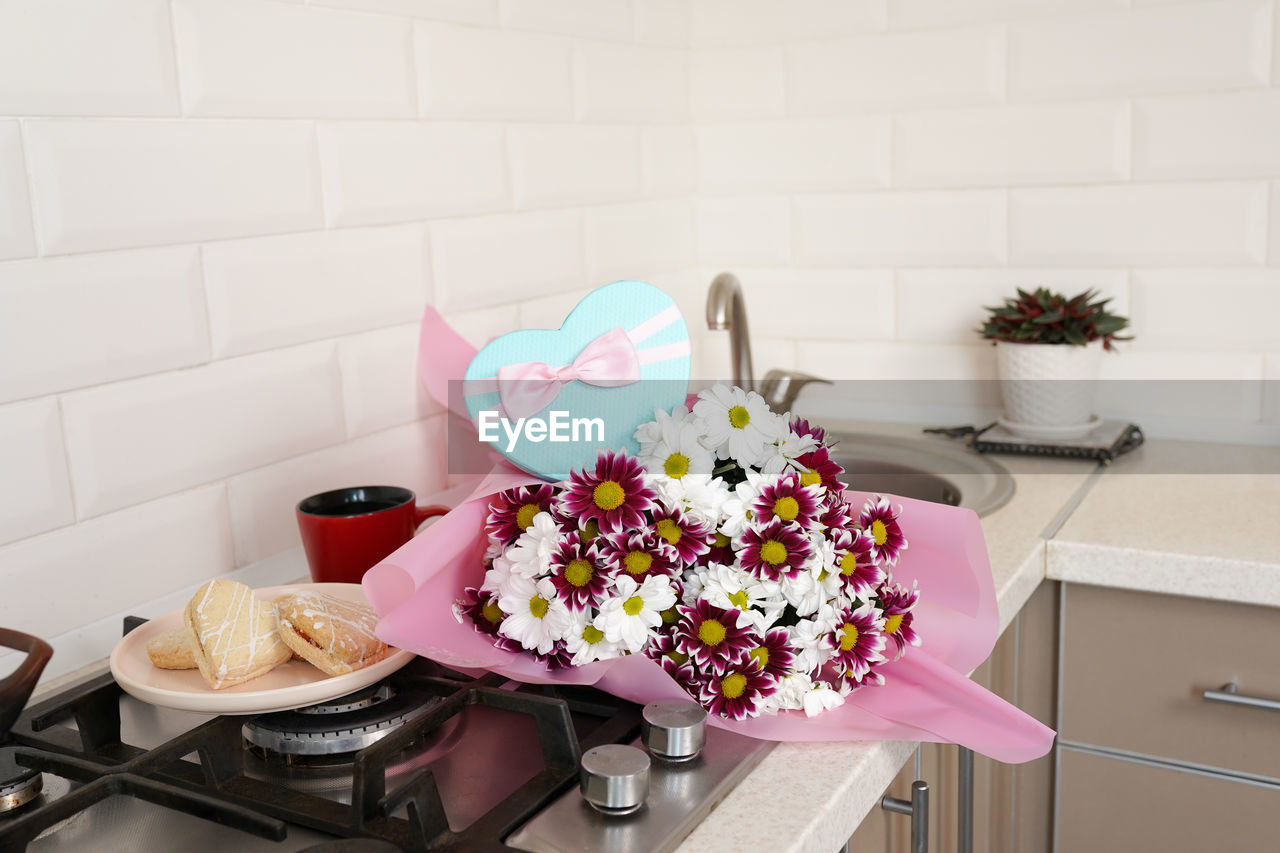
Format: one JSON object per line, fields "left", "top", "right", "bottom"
{"left": 641, "top": 700, "right": 707, "bottom": 762}
{"left": 579, "top": 744, "right": 650, "bottom": 816}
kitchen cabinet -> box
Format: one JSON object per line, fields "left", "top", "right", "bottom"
{"left": 849, "top": 581, "right": 1058, "bottom": 852}
{"left": 1056, "top": 583, "right": 1280, "bottom": 852}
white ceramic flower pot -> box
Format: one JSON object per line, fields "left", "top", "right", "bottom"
{"left": 995, "top": 340, "right": 1103, "bottom": 438}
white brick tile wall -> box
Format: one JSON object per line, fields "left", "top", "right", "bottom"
{"left": 1010, "top": 183, "right": 1269, "bottom": 265}
{"left": 61, "top": 344, "right": 346, "bottom": 519}
{"left": 575, "top": 43, "right": 689, "bottom": 123}
{"left": 636, "top": 0, "right": 691, "bottom": 47}
{"left": 690, "top": 48, "right": 786, "bottom": 121}
{"left": 1008, "top": 1, "right": 1272, "bottom": 101}
{"left": 585, "top": 199, "right": 697, "bottom": 282}
{"left": 0, "top": 247, "right": 208, "bottom": 403}
{"left": 0, "top": 399, "right": 74, "bottom": 546}
{"left": 642, "top": 127, "right": 697, "bottom": 197}
{"left": 415, "top": 22, "right": 573, "bottom": 120}
{"left": 1098, "top": 350, "right": 1264, "bottom": 381}
{"left": 500, "top": 0, "right": 633, "bottom": 41}
{"left": 317, "top": 122, "right": 509, "bottom": 227}
{"left": 794, "top": 191, "right": 1007, "bottom": 265}
{"left": 172, "top": 0, "right": 414, "bottom": 118}
{"left": 697, "top": 117, "right": 891, "bottom": 193}
{"left": 697, "top": 197, "right": 791, "bottom": 267}
{"left": 509, "top": 125, "right": 643, "bottom": 208}
{"left": 1133, "top": 91, "right": 1280, "bottom": 180}
{"left": 25, "top": 119, "right": 323, "bottom": 255}
{"left": 442, "top": 305, "right": 521, "bottom": 349}
{"left": 338, "top": 323, "right": 445, "bottom": 439}
{"left": 887, "top": 0, "right": 1125, "bottom": 31}
{"left": 0, "top": 0, "right": 179, "bottom": 116}
{"left": 736, "top": 268, "right": 895, "bottom": 340}
{"left": 1273, "top": 182, "right": 1280, "bottom": 264}
{"left": 895, "top": 102, "right": 1129, "bottom": 187}
{"left": 690, "top": 0, "right": 886, "bottom": 48}
{"left": 312, "top": 0, "right": 500, "bottom": 25}
{"left": 1264, "top": 354, "right": 1280, "bottom": 425}
{"left": 787, "top": 26, "right": 1004, "bottom": 115}
{"left": 203, "top": 225, "right": 430, "bottom": 358}
{"left": 227, "top": 417, "right": 446, "bottom": 567}
{"left": 0, "top": 122, "right": 36, "bottom": 260}
{"left": 0, "top": 486, "right": 234, "bottom": 640}
{"left": 1130, "top": 269, "right": 1280, "bottom": 351}
{"left": 430, "top": 209, "right": 585, "bottom": 312}
{"left": 895, "top": 268, "right": 1130, "bottom": 344}
{"left": 796, "top": 341, "right": 998, "bottom": 380}
{"left": 518, "top": 286, "right": 595, "bottom": 329}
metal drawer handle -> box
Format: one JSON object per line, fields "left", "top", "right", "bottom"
{"left": 881, "top": 780, "right": 929, "bottom": 853}
{"left": 1203, "top": 681, "right": 1280, "bottom": 712}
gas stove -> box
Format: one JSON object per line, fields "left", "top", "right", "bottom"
{"left": 0, "top": 618, "right": 773, "bottom": 852}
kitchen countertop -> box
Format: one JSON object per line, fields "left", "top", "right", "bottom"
{"left": 677, "top": 426, "right": 1280, "bottom": 853}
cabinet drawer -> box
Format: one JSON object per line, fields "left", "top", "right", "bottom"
{"left": 1058, "top": 747, "right": 1280, "bottom": 852}
{"left": 1062, "top": 584, "right": 1280, "bottom": 779}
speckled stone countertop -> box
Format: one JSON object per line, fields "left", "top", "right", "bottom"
{"left": 678, "top": 428, "right": 1280, "bottom": 853}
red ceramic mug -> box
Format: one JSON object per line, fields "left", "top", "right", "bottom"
{"left": 296, "top": 486, "right": 449, "bottom": 585}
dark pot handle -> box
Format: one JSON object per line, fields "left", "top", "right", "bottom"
{"left": 0, "top": 628, "right": 53, "bottom": 736}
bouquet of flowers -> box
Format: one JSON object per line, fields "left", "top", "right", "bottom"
{"left": 454, "top": 384, "right": 921, "bottom": 721}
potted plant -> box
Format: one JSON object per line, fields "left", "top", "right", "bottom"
{"left": 979, "top": 287, "right": 1131, "bottom": 439}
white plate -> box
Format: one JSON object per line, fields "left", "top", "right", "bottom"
{"left": 109, "top": 582, "right": 414, "bottom": 715}
{"left": 995, "top": 415, "right": 1104, "bottom": 441}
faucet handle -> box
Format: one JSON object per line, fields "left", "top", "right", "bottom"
{"left": 759, "top": 369, "right": 833, "bottom": 413}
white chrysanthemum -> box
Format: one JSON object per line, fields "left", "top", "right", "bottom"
{"left": 802, "top": 681, "right": 846, "bottom": 717}
{"left": 636, "top": 408, "right": 711, "bottom": 481}
{"left": 779, "top": 565, "right": 830, "bottom": 618}
{"left": 718, "top": 470, "right": 770, "bottom": 538}
{"left": 697, "top": 563, "right": 783, "bottom": 630}
{"left": 497, "top": 575, "right": 570, "bottom": 655}
{"left": 504, "top": 511, "right": 562, "bottom": 576}
{"left": 772, "top": 671, "right": 815, "bottom": 712}
{"left": 790, "top": 605, "right": 838, "bottom": 674}
{"left": 652, "top": 473, "right": 732, "bottom": 528}
{"left": 758, "top": 430, "right": 822, "bottom": 476}
{"left": 563, "top": 610, "right": 622, "bottom": 666}
{"left": 596, "top": 574, "right": 677, "bottom": 654}
{"left": 480, "top": 553, "right": 521, "bottom": 596}
{"left": 635, "top": 405, "right": 691, "bottom": 457}
{"left": 692, "top": 384, "right": 784, "bottom": 467}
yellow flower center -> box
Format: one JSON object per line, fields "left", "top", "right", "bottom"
{"left": 818, "top": 569, "right": 829, "bottom": 581}
{"left": 799, "top": 470, "right": 822, "bottom": 488}
{"left": 773, "top": 496, "right": 800, "bottom": 522}
{"left": 839, "top": 552, "right": 858, "bottom": 576}
{"left": 529, "top": 595, "right": 549, "bottom": 619}
{"left": 593, "top": 480, "right": 626, "bottom": 511}
{"left": 727, "top": 405, "right": 751, "bottom": 429}
{"left": 623, "top": 595, "right": 645, "bottom": 616}
{"left": 759, "top": 540, "right": 787, "bottom": 566}
{"left": 748, "top": 646, "right": 769, "bottom": 668}
{"left": 884, "top": 614, "right": 904, "bottom": 634}
{"left": 728, "top": 589, "right": 750, "bottom": 610}
{"left": 655, "top": 518, "right": 682, "bottom": 546}
{"left": 698, "top": 619, "right": 727, "bottom": 646}
{"left": 660, "top": 606, "right": 680, "bottom": 625}
{"left": 663, "top": 453, "right": 690, "bottom": 478}
{"left": 481, "top": 600, "right": 503, "bottom": 624}
{"left": 714, "top": 532, "right": 731, "bottom": 548}
{"left": 581, "top": 519, "right": 599, "bottom": 542}
{"left": 515, "top": 503, "right": 542, "bottom": 531}
{"left": 721, "top": 672, "right": 748, "bottom": 699}
{"left": 839, "top": 623, "right": 859, "bottom": 651}
{"left": 871, "top": 519, "right": 888, "bottom": 546}
{"left": 564, "top": 559, "right": 593, "bottom": 587}
{"left": 582, "top": 624, "right": 605, "bottom": 644}
{"left": 623, "top": 550, "right": 653, "bottom": 575}
{"left": 666, "top": 649, "right": 689, "bottom": 665}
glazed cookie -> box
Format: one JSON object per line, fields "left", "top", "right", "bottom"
{"left": 275, "top": 591, "right": 389, "bottom": 677}
{"left": 184, "top": 579, "right": 292, "bottom": 689}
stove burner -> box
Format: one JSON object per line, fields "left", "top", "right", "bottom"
{"left": 0, "top": 746, "right": 43, "bottom": 814}
{"left": 243, "top": 684, "right": 438, "bottom": 757}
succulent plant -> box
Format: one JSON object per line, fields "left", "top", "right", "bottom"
{"left": 979, "top": 287, "right": 1131, "bottom": 350}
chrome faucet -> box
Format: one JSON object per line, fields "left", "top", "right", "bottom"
{"left": 705, "top": 271, "right": 831, "bottom": 412}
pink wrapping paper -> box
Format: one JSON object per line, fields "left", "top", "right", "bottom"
{"left": 364, "top": 307, "right": 1056, "bottom": 764}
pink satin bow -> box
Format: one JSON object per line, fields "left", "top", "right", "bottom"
{"left": 496, "top": 326, "right": 641, "bottom": 417}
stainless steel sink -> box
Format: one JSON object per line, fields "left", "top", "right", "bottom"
{"left": 826, "top": 432, "right": 1015, "bottom": 517}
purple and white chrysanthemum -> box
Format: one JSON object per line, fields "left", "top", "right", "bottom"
{"left": 795, "top": 445, "right": 846, "bottom": 495}
{"left": 453, "top": 586, "right": 504, "bottom": 637}
{"left": 649, "top": 506, "right": 713, "bottom": 565}
{"left": 599, "top": 529, "right": 680, "bottom": 580}
{"left": 738, "top": 517, "right": 813, "bottom": 582}
{"left": 546, "top": 533, "right": 614, "bottom": 610}
{"left": 877, "top": 577, "right": 922, "bottom": 660}
{"left": 486, "top": 484, "right": 561, "bottom": 546}
{"left": 859, "top": 495, "right": 908, "bottom": 566}
{"left": 673, "top": 598, "right": 757, "bottom": 675}
{"left": 827, "top": 602, "right": 887, "bottom": 685}
{"left": 751, "top": 472, "right": 823, "bottom": 530}
{"left": 746, "top": 627, "right": 796, "bottom": 680}
{"left": 830, "top": 527, "right": 885, "bottom": 601}
{"left": 789, "top": 416, "right": 829, "bottom": 446}
{"left": 699, "top": 663, "right": 778, "bottom": 721}
{"left": 558, "top": 450, "right": 657, "bottom": 535}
